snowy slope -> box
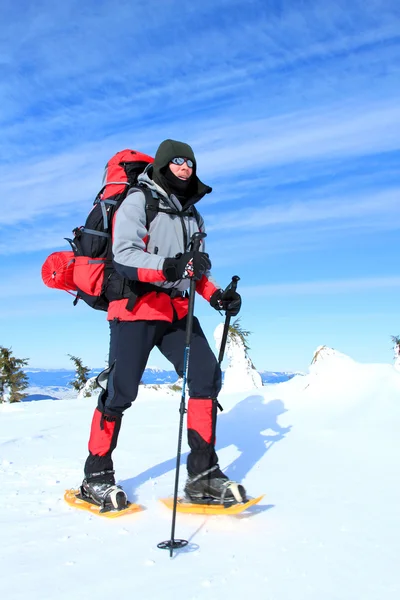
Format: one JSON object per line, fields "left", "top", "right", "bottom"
{"left": 1, "top": 350, "right": 400, "bottom": 600}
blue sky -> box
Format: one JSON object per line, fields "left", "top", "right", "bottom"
{"left": 1, "top": 0, "right": 400, "bottom": 372}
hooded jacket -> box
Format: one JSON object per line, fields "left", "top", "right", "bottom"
{"left": 107, "top": 164, "right": 219, "bottom": 322}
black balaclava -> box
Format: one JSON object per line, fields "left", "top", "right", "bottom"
{"left": 151, "top": 139, "right": 212, "bottom": 207}
{"left": 163, "top": 165, "right": 193, "bottom": 198}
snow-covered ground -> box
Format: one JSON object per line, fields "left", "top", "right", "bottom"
{"left": 1, "top": 349, "right": 400, "bottom": 600}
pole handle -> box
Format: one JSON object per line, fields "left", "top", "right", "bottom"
{"left": 224, "top": 274, "right": 240, "bottom": 294}
{"left": 217, "top": 275, "right": 240, "bottom": 366}
{"left": 190, "top": 231, "right": 206, "bottom": 252}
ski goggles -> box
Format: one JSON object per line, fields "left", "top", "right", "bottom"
{"left": 171, "top": 157, "right": 194, "bottom": 168}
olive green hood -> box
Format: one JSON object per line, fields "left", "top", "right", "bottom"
{"left": 151, "top": 139, "right": 212, "bottom": 205}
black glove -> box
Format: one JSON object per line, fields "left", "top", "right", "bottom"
{"left": 163, "top": 251, "right": 211, "bottom": 282}
{"left": 210, "top": 288, "right": 242, "bottom": 316}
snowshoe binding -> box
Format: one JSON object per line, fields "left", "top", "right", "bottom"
{"left": 184, "top": 465, "right": 247, "bottom": 506}
{"left": 79, "top": 470, "right": 128, "bottom": 513}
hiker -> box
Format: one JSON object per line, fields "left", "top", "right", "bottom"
{"left": 81, "top": 139, "right": 244, "bottom": 510}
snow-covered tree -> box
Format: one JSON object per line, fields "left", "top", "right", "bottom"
{"left": 77, "top": 376, "right": 99, "bottom": 399}
{"left": 228, "top": 319, "right": 252, "bottom": 355}
{"left": 390, "top": 335, "right": 400, "bottom": 354}
{"left": 68, "top": 354, "right": 92, "bottom": 396}
{"left": 308, "top": 345, "right": 356, "bottom": 385}
{"left": 0, "top": 346, "right": 29, "bottom": 403}
{"left": 391, "top": 336, "right": 400, "bottom": 371}
{"left": 214, "top": 318, "right": 262, "bottom": 392}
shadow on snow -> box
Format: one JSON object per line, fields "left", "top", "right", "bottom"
{"left": 120, "top": 394, "right": 291, "bottom": 502}
{"left": 22, "top": 394, "right": 59, "bottom": 401}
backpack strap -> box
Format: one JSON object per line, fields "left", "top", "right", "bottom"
{"left": 133, "top": 185, "right": 181, "bottom": 228}
{"left": 155, "top": 203, "right": 201, "bottom": 226}
{"left": 133, "top": 184, "right": 202, "bottom": 230}
{"left": 143, "top": 187, "right": 161, "bottom": 229}
{"left": 190, "top": 205, "right": 202, "bottom": 230}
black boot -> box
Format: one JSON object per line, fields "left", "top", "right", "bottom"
{"left": 184, "top": 465, "right": 247, "bottom": 505}
{"left": 80, "top": 470, "right": 128, "bottom": 511}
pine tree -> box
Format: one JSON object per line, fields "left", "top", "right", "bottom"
{"left": 228, "top": 318, "right": 251, "bottom": 353}
{"left": 227, "top": 318, "right": 256, "bottom": 369}
{"left": 68, "top": 354, "right": 91, "bottom": 394}
{"left": 311, "top": 345, "right": 327, "bottom": 364}
{"left": 390, "top": 335, "right": 400, "bottom": 357}
{"left": 0, "top": 346, "right": 29, "bottom": 403}
{"left": 390, "top": 335, "right": 400, "bottom": 348}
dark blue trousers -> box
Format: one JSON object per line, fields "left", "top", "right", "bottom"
{"left": 84, "top": 317, "right": 222, "bottom": 479}
{"left": 103, "top": 317, "right": 221, "bottom": 416}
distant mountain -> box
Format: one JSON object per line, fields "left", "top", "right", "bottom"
{"left": 141, "top": 367, "right": 179, "bottom": 384}
{"left": 25, "top": 369, "right": 101, "bottom": 388}
{"left": 259, "top": 371, "right": 301, "bottom": 384}
{"left": 25, "top": 367, "right": 299, "bottom": 389}
{"left": 25, "top": 367, "right": 180, "bottom": 388}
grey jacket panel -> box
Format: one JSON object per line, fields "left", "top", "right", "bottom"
{"left": 112, "top": 171, "right": 217, "bottom": 293}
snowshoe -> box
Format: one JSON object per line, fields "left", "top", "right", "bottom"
{"left": 184, "top": 465, "right": 247, "bottom": 505}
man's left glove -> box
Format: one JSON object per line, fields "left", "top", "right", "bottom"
{"left": 210, "top": 288, "right": 242, "bottom": 316}
{"left": 163, "top": 251, "right": 211, "bottom": 282}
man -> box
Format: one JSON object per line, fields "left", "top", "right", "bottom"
{"left": 81, "top": 139, "right": 244, "bottom": 510}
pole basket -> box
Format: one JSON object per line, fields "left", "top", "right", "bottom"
{"left": 157, "top": 539, "right": 188, "bottom": 552}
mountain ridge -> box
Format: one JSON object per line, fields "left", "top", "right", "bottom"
{"left": 25, "top": 367, "right": 299, "bottom": 389}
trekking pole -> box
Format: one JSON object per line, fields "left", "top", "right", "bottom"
{"left": 218, "top": 275, "right": 240, "bottom": 366}
{"left": 158, "top": 231, "right": 207, "bottom": 557}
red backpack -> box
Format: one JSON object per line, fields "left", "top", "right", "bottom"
{"left": 41, "top": 149, "right": 154, "bottom": 311}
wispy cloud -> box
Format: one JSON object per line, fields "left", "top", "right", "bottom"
{"left": 207, "top": 187, "right": 400, "bottom": 232}
{"left": 1, "top": 1, "right": 399, "bottom": 159}
{"left": 1, "top": 100, "right": 399, "bottom": 223}
{"left": 1, "top": 101, "right": 399, "bottom": 258}
{"left": 243, "top": 276, "right": 400, "bottom": 297}
{"left": 198, "top": 101, "right": 400, "bottom": 180}
{"left": 2, "top": 0, "right": 400, "bottom": 368}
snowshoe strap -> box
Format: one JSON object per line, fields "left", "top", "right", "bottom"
{"left": 221, "top": 482, "right": 245, "bottom": 504}
{"left": 188, "top": 465, "right": 219, "bottom": 485}
{"left": 86, "top": 469, "right": 115, "bottom": 483}
{"left": 104, "top": 486, "right": 127, "bottom": 510}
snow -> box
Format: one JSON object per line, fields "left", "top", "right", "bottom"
{"left": 1, "top": 349, "right": 400, "bottom": 600}
{"left": 77, "top": 376, "right": 99, "bottom": 400}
